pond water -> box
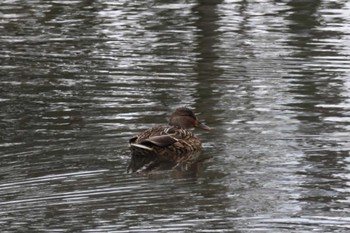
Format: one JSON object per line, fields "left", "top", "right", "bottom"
{"left": 1, "top": 0, "right": 350, "bottom": 232}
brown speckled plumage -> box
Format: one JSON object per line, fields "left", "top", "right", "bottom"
{"left": 127, "top": 107, "right": 210, "bottom": 173}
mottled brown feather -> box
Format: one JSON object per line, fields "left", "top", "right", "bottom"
{"left": 127, "top": 108, "right": 209, "bottom": 173}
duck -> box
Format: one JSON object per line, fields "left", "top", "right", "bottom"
{"left": 127, "top": 107, "right": 210, "bottom": 173}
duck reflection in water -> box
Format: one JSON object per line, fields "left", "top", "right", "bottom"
{"left": 127, "top": 107, "right": 210, "bottom": 174}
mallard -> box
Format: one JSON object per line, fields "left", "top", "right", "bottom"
{"left": 127, "top": 107, "right": 210, "bottom": 173}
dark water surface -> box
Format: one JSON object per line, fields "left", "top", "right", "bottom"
{"left": 1, "top": 0, "right": 350, "bottom": 232}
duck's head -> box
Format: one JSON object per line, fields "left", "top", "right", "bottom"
{"left": 169, "top": 107, "right": 210, "bottom": 130}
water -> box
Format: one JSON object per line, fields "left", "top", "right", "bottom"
{"left": 1, "top": 0, "right": 350, "bottom": 232}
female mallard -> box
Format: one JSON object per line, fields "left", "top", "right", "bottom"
{"left": 127, "top": 107, "right": 210, "bottom": 173}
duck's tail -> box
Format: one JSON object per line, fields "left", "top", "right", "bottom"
{"left": 127, "top": 144, "right": 158, "bottom": 173}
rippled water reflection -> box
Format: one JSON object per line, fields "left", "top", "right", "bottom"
{"left": 1, "top": 0, "right": 350, "bottom": 232}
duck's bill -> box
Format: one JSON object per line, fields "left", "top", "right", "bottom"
{"left": 196, "top": 121, "right": 211, "bottom": 131}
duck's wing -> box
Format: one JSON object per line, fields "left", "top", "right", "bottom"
{"left": 129, "top": 125, "right": 198, "bottom": 147}
{"left": 140, "top": 135, "right": 178, "bottom": 147}
{"left": 129, "top": 126, "right": 167, "bottom": 143}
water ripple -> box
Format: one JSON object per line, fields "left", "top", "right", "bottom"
{"left": 1, "top": 0, "right": 350, "bottom": 232}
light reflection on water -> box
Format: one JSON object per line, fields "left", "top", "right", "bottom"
{"left": 1, "top": 0, "right": 350, "bottom": 232}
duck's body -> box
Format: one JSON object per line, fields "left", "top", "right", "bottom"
{"left": 127, "top": 107, "right": 210, "bottom": 173}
